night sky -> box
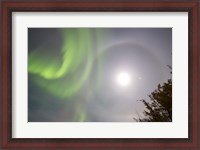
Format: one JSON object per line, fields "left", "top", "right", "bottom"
{"left": 28, "top": 28, "right": 172, "bottom": 122}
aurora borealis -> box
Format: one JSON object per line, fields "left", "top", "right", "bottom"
{"left": 29, "top": 29, "right": 95, "bottom": 98}
{"left": 28, "top": 28, "right": 172, "bottom": 122}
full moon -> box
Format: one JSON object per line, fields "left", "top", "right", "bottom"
{"left": 116, "top": 72, "right": 131, "bottom": 87}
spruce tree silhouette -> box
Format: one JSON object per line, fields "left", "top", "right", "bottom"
{"left": 135, "top": 68, "right": 172, "bottom": 122}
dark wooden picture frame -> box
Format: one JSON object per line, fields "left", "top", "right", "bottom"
{"left": 1, "top": 0, "right": 199, "bottom": 149}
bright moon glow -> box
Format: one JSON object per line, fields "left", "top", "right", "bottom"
{"left": 116, "top": 72, "right": 131, "bottom": 87}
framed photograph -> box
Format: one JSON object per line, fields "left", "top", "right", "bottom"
{"left": 1, "top": 0, "right": 199, "bottom": 149}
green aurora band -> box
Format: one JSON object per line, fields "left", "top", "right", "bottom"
{"left": 29, "top": 29, "right": 96, "bottom": 98}
{"left": 28, "top": 28, "right": 108, "bottom": 121}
